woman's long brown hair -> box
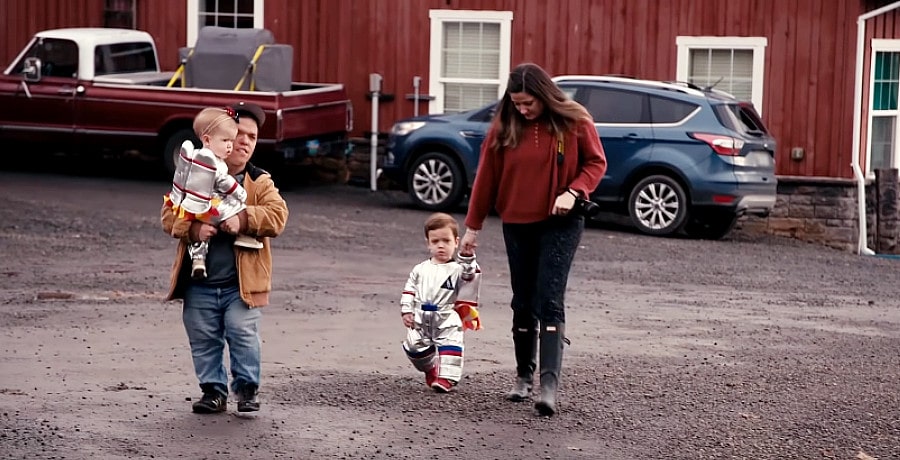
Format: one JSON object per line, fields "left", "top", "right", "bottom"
{"left": 488, "top": 62, "right": 591, "bottom": 152}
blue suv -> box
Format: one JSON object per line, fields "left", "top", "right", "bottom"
{"left": 383, "top": 76, "right": 776, "bottom": 239}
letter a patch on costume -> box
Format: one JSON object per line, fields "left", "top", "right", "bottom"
{"left": 441, "top": 276, "right": 455, "bottom": 290}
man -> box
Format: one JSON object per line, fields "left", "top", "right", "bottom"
{"left": 161, "top": 102, "right": 289, "bottom": 413}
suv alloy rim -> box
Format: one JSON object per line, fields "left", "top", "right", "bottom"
{"left": 412, "top": 157, "right": 453, "bottom": 206}
{"left": 633, "top": 181, "right": 681, "bottom": 230}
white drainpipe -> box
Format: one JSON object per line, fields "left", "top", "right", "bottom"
{"left": 853, "top": 1, "right": 900, "bottom": 255}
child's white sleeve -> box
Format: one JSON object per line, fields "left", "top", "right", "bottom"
{"left": 400, "top": 266, "right": 418, "bottom": 314}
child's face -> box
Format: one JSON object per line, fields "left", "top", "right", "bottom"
{"left": 426, "top": 226, "right": 458, "bottom": 263}
{"left": 203, "top": 125, "right": 237, "bottom": 160}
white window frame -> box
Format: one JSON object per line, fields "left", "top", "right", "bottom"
{"left": 865, "top": 39, "right": 900, "bottom": 175}
{"left": 428, "top": 9, "right": 513, "bottom": 114}
{"left": 186, "top": 0, "right": 265, "bottom": 47}
{"left": 675, "top": 36, "right": 767, "bottom": 114}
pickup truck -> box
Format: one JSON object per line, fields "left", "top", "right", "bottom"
{"left": 0, "top": 28, "right": 352, "bottom": 175}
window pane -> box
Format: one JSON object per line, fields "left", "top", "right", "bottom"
{"left": 442, "top": 22, "right": 500, "bottom": 79}
{"left": 873, "top": 52, "right": 900, "bottom": 111}
{"left": 203, "top": 0, "right": 216, "bottom": 12}
{"left": 870, "top": 116, "right": 896, "bottom": 170}
{"left": 444, "top": 83, "right": 499, "bottom": 113}
{"left": 238, "top": 0, "right": 254, "bottom": 14}
{"left": 650, "top": 96, "right": 698, "bottom": 123}
{"left": 220, "top": 0, "right": 235, "bottom": 14}
{"left": 584, "top": 89, "right": 647, "bottom": 123}
{"left": 689, "top": 48, "right": 753, "bottom": 101}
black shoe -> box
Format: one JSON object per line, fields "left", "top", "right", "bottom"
{"left": 237, "top": 384, "right": 259, "bottom": 412}
{"left": 192, "top": 391, "right": 227, "bottom": 414}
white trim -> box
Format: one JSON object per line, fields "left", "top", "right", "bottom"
{"left": 675, "top": 36, "right": 767, "bottom": 113}
{"left": 428, "top": 9, "right": 513, "bottom": 114}
{"left": 187, "top": 0, "right": 265, "bottom": 47}
{"left": 865, "top": 39, "right": 900, "bottom": 176}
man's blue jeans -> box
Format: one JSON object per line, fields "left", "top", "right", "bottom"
{"left": 183, "top": 284, "right": 262, "bottom": 396}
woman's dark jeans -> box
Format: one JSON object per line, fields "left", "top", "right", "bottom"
{"left": 502, "top": 215, "right": 583, "bottom": 329}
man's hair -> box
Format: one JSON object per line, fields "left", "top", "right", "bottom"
{"left": 193, "top": 107, "right": 237, "bottom": 138}
{"left": 424, "top": 212, "right": 459, "bottom": 238}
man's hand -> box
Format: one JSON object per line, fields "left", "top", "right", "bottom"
{"left": 401, "top": 312, "right": 415, "bottom": 328}
{"left": 190, "top": 222, "right": 218, "bottom": 242}
{"left": 220, "top": 211, "right": 247, "bottom": 235}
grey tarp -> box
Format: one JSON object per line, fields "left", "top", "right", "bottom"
{"left": 179, "top": 26, "right": 293, "bottom": 92}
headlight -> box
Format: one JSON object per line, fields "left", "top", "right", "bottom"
{"left": 391, "top": 121, "right": 426, "bottom": 136}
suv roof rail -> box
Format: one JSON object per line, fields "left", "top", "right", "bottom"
{"left": 553, "top": 75, "right": 705, "bottom": 97}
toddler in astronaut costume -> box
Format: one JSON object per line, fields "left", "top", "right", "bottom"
{"left": 400, "top": 213, "right": 482, "bottom": 393}
{"left": 164, "top": 106, "right": 262, "bottom": 279}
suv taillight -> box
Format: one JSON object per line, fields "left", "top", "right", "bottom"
{"left": 689, "top": 133, "right": 744, "bottom": 156}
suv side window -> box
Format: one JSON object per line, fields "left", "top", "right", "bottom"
{"left": 649, "top": 96, "right": 698, "bottom": 124}
{"left": 581, "top": 88, "right": 650, "bottom": 124}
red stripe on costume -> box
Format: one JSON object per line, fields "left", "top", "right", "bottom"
{"left": 439, "top": 349, "right": 463, "bottom": 357}
{"left": 402, "top": 290, "right": 416, "bottom": 296}
{"left": 223, "top": 182, "right": 239, "bottom": 195}
{"left": 171, "top": 182, "right": 214, "bottom": 201}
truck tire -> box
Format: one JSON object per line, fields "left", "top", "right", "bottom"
{"left": 627, "top": 174, "right": 688, "bottom": 236}
{"left": 406, "top": 152, "right": 465, "bottom": 211}
{"left": 163, "top": 129, "right": 199, "bottom": 176}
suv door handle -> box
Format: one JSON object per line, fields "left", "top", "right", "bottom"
{"left": 460, "top": 130, "right": 483, "bottom": 138}
{"left": 623, "top": 133, "right": 640, "bottom": 141}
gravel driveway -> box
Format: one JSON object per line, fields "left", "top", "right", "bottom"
{"left": 0, "top": 166, "right": 897, "bottom": 460}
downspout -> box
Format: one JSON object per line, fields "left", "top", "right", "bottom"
{"left": 853, "top": 1, "right": 900, "bottom": 255}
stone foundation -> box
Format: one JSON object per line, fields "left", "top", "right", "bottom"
{"left": 740, "top": 172, "right": 899, "bottom": 253}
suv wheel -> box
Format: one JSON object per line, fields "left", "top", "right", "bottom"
{"left": 628, "top": 175, "right": 688, "bottom": 236}
{"left": 407, "top": 152, "right": 465, "bottom": 211}
{"left": 684, "top": 212, "right": 738, "bottom": 240}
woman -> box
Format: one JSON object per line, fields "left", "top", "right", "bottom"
{"left": 459, "top": 63, "right": 607, "bottom": 416}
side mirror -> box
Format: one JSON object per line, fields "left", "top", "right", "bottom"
{"left": 22, "top": 57, "right": 42, "bottom": 82}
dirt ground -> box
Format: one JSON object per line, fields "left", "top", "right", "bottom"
{"left": 1, "top": 163, "right": 899, "bottom": 460}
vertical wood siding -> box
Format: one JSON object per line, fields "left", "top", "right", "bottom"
{"left": 4, "top": 0, "right": 893, "bottom": 178}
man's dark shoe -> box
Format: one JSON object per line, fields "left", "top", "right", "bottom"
{"left": 192, "top": 391, "right": 227, "bottom": 414}
{"left": 237, "top": 384, "right": 259, "bottom": 412}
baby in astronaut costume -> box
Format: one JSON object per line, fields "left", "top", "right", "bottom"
{"left": 400, "top": 212, "right": 482, "bottom": 393}
{"left": 164, "top": 106, "right": 262, "bottom": 279}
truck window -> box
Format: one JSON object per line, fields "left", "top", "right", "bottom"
{"left": 94, "top": 42, "right": 156, "bottom": 75}
{"left": 11, "top": 38, "right": 79, "bottom": 78}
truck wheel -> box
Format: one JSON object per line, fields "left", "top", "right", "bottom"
{"left": 407, "top": 152, "right": 465, "bottom": 211}
{"left": 163, "top": 129, "right": 198, "bottom": 176}
{"left": 627, "top": 175, "right": 688, "bottom": 236}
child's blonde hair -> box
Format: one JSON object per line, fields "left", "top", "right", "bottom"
{"left": 193, "top": 107, "right": 237, "bottom": 138}
{"left": 424, "top": 213, "right": 459, "bottom": 238}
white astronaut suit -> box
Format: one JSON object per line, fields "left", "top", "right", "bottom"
{"left": 401, "top": 253, "right": 481, "bottom": 384}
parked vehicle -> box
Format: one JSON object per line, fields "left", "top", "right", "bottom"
{"left": 0, "top": 28, "right": 352, "bottom": 175}
{"left": 383, "top": 76, "right": 777, "bottom": 239}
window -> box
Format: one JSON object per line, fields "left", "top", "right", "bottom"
{"left": 867, "top": 40, "right": 900, "bottom": 173}
{"left": 580, "top": 88, "right": 649, "bottom": 124}
{"left": 104, "top": 0, "right": 136, "bottom": 29}
{"left": 94, "top": 42, "right": 156, "bottom": 75}
{"left": 12, "top": 38, "right": 79, "bottom": 78}
{"left": 428, "top": 10, "right": 513, "bottom": 114}
{"left": 649, "top": 97, "right": 698, "bottom": 124}
{"left": 186, "top": 0, "right": 264, "bottom": 46}
{"left": 676, "top": 36, "right": 767, "bottom": 114}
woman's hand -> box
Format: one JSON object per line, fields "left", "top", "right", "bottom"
{"left": 401, "top": 312, "right": 415, "bottom": 328}
{"left": 553, "top": 189, "right": 577, "bottom": 215}
{"left": 460, "top": 228, "right": 479, "bottom": 255}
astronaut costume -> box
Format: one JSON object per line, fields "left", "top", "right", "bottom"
{"left": 164, "top": 140, "right": 259, "bottom": 278}
{"left": 401, "top": 253, "right": 481, "bottom": 385}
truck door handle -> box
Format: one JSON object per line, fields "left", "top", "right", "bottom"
{"left": 57, "top": 85, "right": 85, "bottom": 95}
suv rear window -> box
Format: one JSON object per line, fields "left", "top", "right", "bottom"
{"left": 713, "top": 103, "right": 769, "bottom": 135}
{"left": 649, "top": 96, "right": 698, "bottom": 123}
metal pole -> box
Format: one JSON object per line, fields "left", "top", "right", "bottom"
{"left": 413, "top": 76, "right": 421, "bottom": 117}
{"left": 369, "top": 73, "right": 383, "bottom": 192}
